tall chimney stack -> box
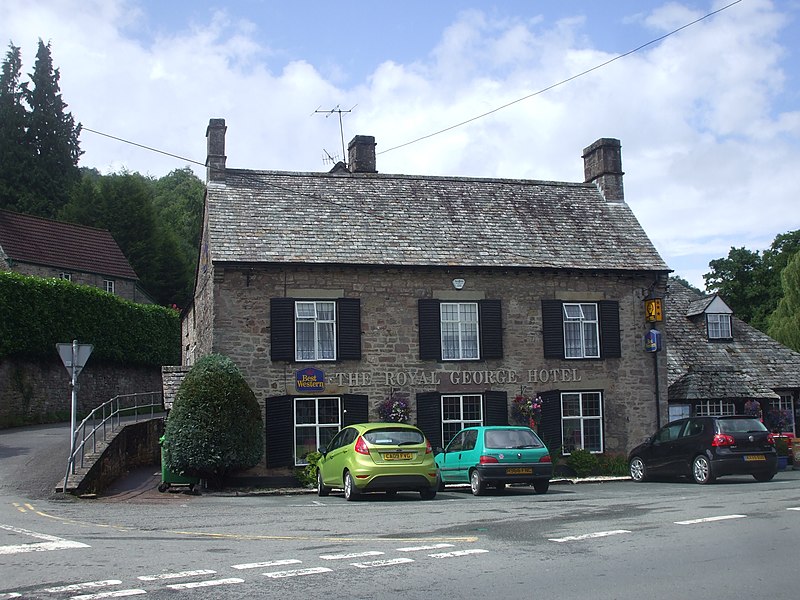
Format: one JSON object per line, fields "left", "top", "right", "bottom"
{"left": 582, "top": 138, "right": 624, "bottom": 202}
{"left": 206, "top": 118, "right": 227, "bottom": 183}
{"left": 348, "top": 135, "right": 377, "bottom": 173}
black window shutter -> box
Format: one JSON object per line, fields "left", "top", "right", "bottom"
{"left": 483, "top": 390, "right": 508, "bottom": 425}
{"left": 337, "top": 298, "right": 362, "bottom": 361}
{"left": 418, "top": 299, "right": 441, "bottom": 360}
{"left": 542, "top": 300, "right": 564, "bottom": 359}
{"left": 265, "top": 395, "right": 294, "bottom": 467}
{"left": 270, "top": 298, "right": 295, "bottom": 362}
{"left": 599, "top": 300, "right": 621, "bottom": 358}
{"left": 479, "top": 299, "right": 503, "bottom": 359}
{"left": 343, "top": 394, "right": 369, "bottom": 426}
{"left": 416, "top": 392, "right": 442, "bottom": 449}
{"left": 537, "top": 389, "right": 562, "bottom": 455}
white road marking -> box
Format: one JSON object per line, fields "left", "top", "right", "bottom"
{"left": 71, "top": 591, "right": 146, "bottom": 600}
{"left": 0, "top": 594, "right": 21, "bottom": 599}
{"left": 166, "top": 578, "right": 244, "bottom": 590}
{"left": 320, "top": 550, "right": 384, "bottom": 560}
{"left": 397, "top": 543, "right": 454, "bottom": 552}
{"left": 429, "top": 548, "right": 490, "bottom": 558}
{"left": 788, "top": 507, "right": 800, "bottom": 511}
{"left": 675, "top": 515, "right": 747, "bottom": 525}
{"left": 0, "top": 524, "right": 89, "bottom": 555}
{"left": 232, "top": 559, "right": 302, "bottom": 570}
{"left": 549, "top": 530, "right": 632, "bottom": 542}
{"left": 263, "top": 567, "right": 333, "bottom": 578}
{"left": 138, "top": 569, "right": 216, "bottom": 581}
{"left": 43, "top": 580, "right": 121, "bottom": 593}
{"left": 350, "top": 557, "right": 415, "bottom": 568}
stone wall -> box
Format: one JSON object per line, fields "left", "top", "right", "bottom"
{"left": 0, "top": 356, "right": 163, "bottom": 427}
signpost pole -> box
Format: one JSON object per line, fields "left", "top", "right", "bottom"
{"left": 70, "top": 339, "right": 78, "bottom": 458}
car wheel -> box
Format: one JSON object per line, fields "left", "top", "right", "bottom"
{"left": 317, "top": 469, "right": 330, "bottom": 497}
{"left": 420, "top": 488, "right": 437, "bottom": 500}
{"left": 753, "top": 472, "right": 775, "bottom": 482}
{"left": 343, "top": 471, "right": 359, "bottom": 501}
{"left": 533, "top": 479, "right": 549, "bottom": 494}
{"left": 470, "top": 470, "right": 486, "bottom": 496}
{"left": 692, "top": 455, "right": 715, "bottom": 484}
{"left": 629, "top": 456, "right": 648, "bottom": 482}
{"left": 157, "top": 482, "right": 169, "bottom": 493}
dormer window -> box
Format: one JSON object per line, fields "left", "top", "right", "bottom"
{"left": 707, "top": 313, "right": 732, "bottom": 340}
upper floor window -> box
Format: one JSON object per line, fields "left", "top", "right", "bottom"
{"left": 295, "top": 301, "right": 336, "bottom": 361}
{"left": 418, "top": 299, "right": 502, "bottom": 362}
{"left": 563, "top": 303, "right": 600, "bottom": 358}
{"left": 707, "top": 313, "right": 732, "bottom": 339}
{"left": 103, "top": 279, "right": 115, "bottom": 294}
{"left": 270, "top": 297, "right": 361, "bottom": 363}
{"left": 440, "top": 302, "right": 479, "bottom": 360}
{"left": 59, "top": 272, "right": 71, "bottom": 281}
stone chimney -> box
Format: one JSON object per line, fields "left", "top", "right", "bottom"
{"left": 347, "top": 135, "right": 377, "bottom": 173}
{"left": 582, "top": 138, "right": 624, "bottom": 202}
{"left": 206, "top": 118, "right": 227, "bottom": 183}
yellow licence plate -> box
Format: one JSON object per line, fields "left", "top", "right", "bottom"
{"left": 384, "top": 452, "right": 414, "bottom": 461}
{"left": 743, "top": 455, "right": 766, "bottom": 461}
{"left": 506, "top": 467, "right": 533, "bottom": 475}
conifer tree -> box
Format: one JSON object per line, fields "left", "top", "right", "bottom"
{"left": 0, "top": 43, "right": 29, "bottom": 211}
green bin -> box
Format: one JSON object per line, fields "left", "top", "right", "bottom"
{"left": 158, "top": 435, "right": 200, "bottom": 493}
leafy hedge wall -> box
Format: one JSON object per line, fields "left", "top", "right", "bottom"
{"left": 0, "top": 271, "right": 180, "bottom": 366}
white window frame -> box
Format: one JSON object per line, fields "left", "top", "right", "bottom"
{"left": 707, "top": 313, "right": 732, "bottom": 339}
{"left": 103, "top": 279, "right": 115, "bottom": 294}
{"left": 563, "top": 303, "right": 600, "bottom": 359}
{"left": 440, "top": 302, "right": 480, "bottom": 360}
{"left": 295, "top": 301, "right": 337, "bottom": 362}
{"left": 293, "top": 396, "right": 341, "bottom": 466}
{"left": 441, "top": 394, "right": 483, "bottom": 446}
{"left": 561, "top": 391, "right": 604, "bottom": 454}
{"left": 59, "top": 272, "right": 72, "bottom": 281}
{"left": 668, "top": 404, "right": 691, "bottom": 423}
{"left": 695, "top": 400, "right": 735, "bottom": 416}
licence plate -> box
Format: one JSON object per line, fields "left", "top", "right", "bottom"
{"left": 743, "top": 455, "right": 766, "bottom": 462}
{"left": 506, "top": 467, "right": 533, "bottom": 475}
{"left": 384, "top": 452, "right": 414, "bottom": 461}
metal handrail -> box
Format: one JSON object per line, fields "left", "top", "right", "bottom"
{"left": 63, "top": 391, "right": 165, "bottom": 492}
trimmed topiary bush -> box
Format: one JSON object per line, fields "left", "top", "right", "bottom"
{"left": 163, "top": 354, "right": 264, "bottom": 487}
{"left": 565, "top": 448, "right": 599, "bottom": 478}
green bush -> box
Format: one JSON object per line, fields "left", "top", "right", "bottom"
{"left": 163, "top": 354, "right": 264, "bottom": 488}
{"left": 566, "top": 448, "right": 599, "bottom": 478}
{"left": 596, "top": 453, "right": 629, "bottom": 476}
{"left": 295, "top": 451, "right": 322, "bottom": 488}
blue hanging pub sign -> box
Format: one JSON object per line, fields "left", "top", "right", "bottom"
{"left": 296, "top": 367, "right": 326, "bottom": 393}
{"left": 644, "top": 329, "right": 662, "bottom": 353}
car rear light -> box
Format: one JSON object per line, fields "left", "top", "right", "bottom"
{"left": 539, "top": 454, "right": 552, "bottom": 463}
{"left": 425, "top": 439, "right": 433, "bottom": 454}
{"left": 354, "top": 436, "right": 370, "bottom": 455}
{"left": 479, "top": 455, "right": 499, "bottom": 464}
{"left": 767, "top": 433, "right": 776, "bottom": 446}
{"left": 711, "top": 433, "right": 736, "bottom": 447}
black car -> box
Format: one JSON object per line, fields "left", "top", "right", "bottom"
{"left": 628, "top": 416, "right": 778, "bottom": 484}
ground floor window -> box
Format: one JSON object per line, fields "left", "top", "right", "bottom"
{"left": 441, "top": 394, "right": 483, "bottom": 446}
{"left": 669, "top": 404, "right": 691, "bottom": 422}
{"left": 561, "top": 391, "right": 603, "bottom": 454}
{"left": 294, "top": 396, "right": 341, "bottom": 465}
{"left": 695, "top": 400, "right": 735, "bottom": 416}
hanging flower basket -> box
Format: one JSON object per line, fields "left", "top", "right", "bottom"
{"left": 511, "top": 394, "right": 542, "bottom": 428}
{"left": 377, "top": 393, "right": 411, "bottom": 423}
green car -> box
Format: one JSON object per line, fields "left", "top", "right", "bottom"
{"left": 435, "top": 426, "right": 553, "bottom": 495}
{"left": 317, "top": 422, "right": 439, "bottom": 501}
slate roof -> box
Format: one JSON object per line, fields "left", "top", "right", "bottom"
{"left": 665, "top": 280, "right": 800, "bottom": 400}
{"left": 0, "top": 209, "right": 138, "bottom": 279}
{"left": 206, "top": 169, "right": 669, "bottom": 272}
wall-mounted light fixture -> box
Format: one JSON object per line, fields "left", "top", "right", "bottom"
{"left": 452, "top": 278, "right": 465, "bottom": 290}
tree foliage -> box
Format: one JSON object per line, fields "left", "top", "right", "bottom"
{"left": 0, "top": 43, "right": 28, "bottom": 209}
{"left": 163, "top": 354, "right": 264, "bottom": 487}
{"left": 767, "top": 250, "right": 800, "bottom": 352}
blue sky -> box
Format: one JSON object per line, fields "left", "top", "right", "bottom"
{"left": 2, "top": 0, "right": 799, "bottom": 290}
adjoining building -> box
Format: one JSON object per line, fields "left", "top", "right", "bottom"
{"left": 666, "top": 280, "right": 799, "bottom": 436}
{"left": 179, "top": 118, "right": 671, "bottom": 477}
{"left": 0, "top": 209, "right": 151, "bottom": 304}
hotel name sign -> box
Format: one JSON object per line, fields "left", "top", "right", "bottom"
{"left": 295, "top": 366, "right": 582, "bottom": 392}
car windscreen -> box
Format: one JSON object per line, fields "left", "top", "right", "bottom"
{"left": 484, "top": 429, "right": 544, "bottom": 449}
{"left": 718, "top": 418, "right": 768, "bottom": 433}
{"left": 363, "top": 429, "right": 425, "bottom": 446}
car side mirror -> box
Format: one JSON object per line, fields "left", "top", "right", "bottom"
{"left": 318, "top": 446, "right": 327, "bottom": 456}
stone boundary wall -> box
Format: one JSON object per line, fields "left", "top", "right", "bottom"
{"left": 0, "top": 356, "right": 163, "bottom": 427}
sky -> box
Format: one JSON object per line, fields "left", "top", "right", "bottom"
{"left": 1, "top": 0, "right": 799, "bottom": 291}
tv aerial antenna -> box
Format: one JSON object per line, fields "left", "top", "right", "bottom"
{"left": 314, "top": 104, "right": 357, "bottom": 166}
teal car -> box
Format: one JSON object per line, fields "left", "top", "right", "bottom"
{"left": 317, "top": 422, "right": 439, "bottom": 501}
{"left": 435, "top": 426, "right": 553, "bottom": 495}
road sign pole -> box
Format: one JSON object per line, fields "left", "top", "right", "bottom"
{"left": 70, "top": 339, "right": 78, "bottom": 458}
